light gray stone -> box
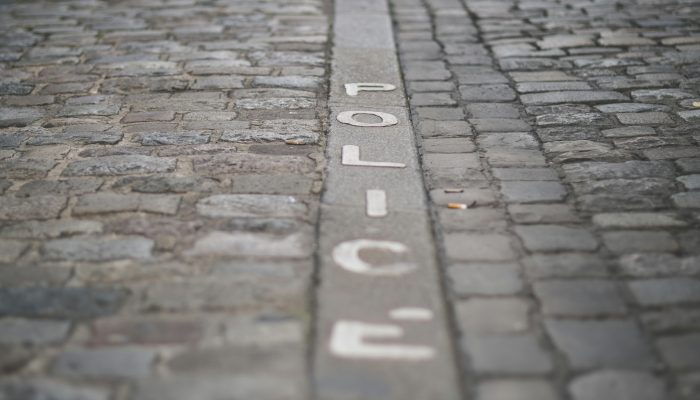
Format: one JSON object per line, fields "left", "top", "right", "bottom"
{"left": 52, "top": 347, "right": 156, "bottom": 379}
{"left": 0, "top": 318, "right": 71, "bottom": 345}
{"left": 196, "top": 195, "right": 307, "bottom": 218}
{"left": 186, "top": 231, "right": 313, "bottom": 259}
{"left": 569, "top": 371, "right": 666, "bottom": 400}
{"left": 42, "top": 236, "right": 154, "bottom": 261}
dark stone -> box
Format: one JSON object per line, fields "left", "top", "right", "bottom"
{"left": 0, "top": 287, "right": 128, "bottom": 320}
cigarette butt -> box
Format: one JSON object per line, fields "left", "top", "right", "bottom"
{"left": 693, "top": 101, "right": 700, "bottom": 108}
{"left": 447, "top": 202, "right": 467, "bottom": 209}
{"left": 444, "top": 188, "right": 464, "bottom": 193}
{"left": 285, "top": 139, "right": 306, "bottom": 145}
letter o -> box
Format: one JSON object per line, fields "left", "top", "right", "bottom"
{"left": 337, "top": 111, "right": 398, "bottom": 127}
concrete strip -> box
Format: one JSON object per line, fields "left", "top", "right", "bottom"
{"left": 313, "top": 0, "right": 462, "bottom": 398}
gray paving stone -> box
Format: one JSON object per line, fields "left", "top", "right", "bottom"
{"left": 569, "top": 371, "right": 666, "bottom": 400}
{"left": 656, "top": 333, "right": 700, "bottom": 369}
{"left": 466, "top": 103, "right": 520, "bottom": 118}
{"left": 232, "top": 174, "right": 314, "bottom": 195}
{"left": 478, "top": 132, "right": 538, "bottom": 149}
{"left": 0, "top": 287, "right": 126, "bottom": 319}
{"left": 536, "top": 112, "right": 609, "bottom": 127}
{"left": 545, "top": 319, "right": 656, "bottom": 369}
{"left": 27, "top": 130, "right": 123, "bottom": 146}
{"left": 0, "top": 195, "right": 67, "bottom": 221}
{"left": 509, "top": 204, "right": 580, "bottom": 224}
{"left": 593, "top": 212, "right": 687, "bottom": 228}
{"left": 0, "top": 133, "right": 26, "bottom": 149}
{"left": 515, "top": 225, "right": 598, "bottom": 252}
{"left": 678, "top": 109, "right": 700, "bottom": 122}
{"left": 0, "top": 158, "right": 57, "bottom": 179}
{"left": 417, "top": 120, "right": 472, "bottom": 137}
{"left": 677, "top": 175, "right": 700, "bottom": 190}
{"left": 642, "top": 307, "right": 700, "bottom": 334}
{"left": 0, "top": 107, "right": 44, "bottom": 127}
{"left": 0, "top": 379, "right": 109, "bottom": 400}
{"left": 74, "top": 193, "right": 181, "bottom": 216}
{"left": 422, "top": 138, "right": 475, "bottom": 153}
{"left": 596, "top": 103, "right": 670, "bottom": 113}
{"left": 415, "top": 107, "right": 467, "bottom": 121}
{"left": 254, "top": 76, "right": 320, "bottom": 89}
{"left": 536, "top": 126, "right": 599, "bottom": 142}
{"left": 677, "top": 372, "right": 700, "bottom": 400}
{"left": 0, "top": 220, "right": 103, "bottom": 239}
{"left": 463, "top": 334, "right": 553, "bottom": 374}
{"left": 619, "top": 253, "right": 700, "bottom": 278}
{"left": 631, "top": 88, "right": 695, "bottom": 101}
{"left": 460, "top": 84, "right": 516, "bottom": 101}
{"left": 645, "top": 146, "right": 700, "bottom": 160}
{"left": 534, "top": 280, "right": 627, "bottom": 317}
{"left": 492, "top": 168, "right": 559, "bottom": 181}
{"left": 629, "top": 278, "right": 700, "bottom": 306}
{"left": 444, "top": 233, "right": 517, "bottom": 261}
{"left": 603, "top": 231, "right": 678, "bottom": 254}
{"left": 448, "top": 263, "right": 523, "bottom": 296}
{"left": 63, "top": 155, "right": 176, "bottom": 176}
{"left": 411, "top": 92, "right": 457, "bottom": 106}
{"left": 221, "top": 129, "right": 318, "bottom": 144}
{"left": 41, "top": 236, "right": 154, "bottom": 261}
{"left": 486, "top": 149, "right": 546, "bottom": 167}
{"left": 0, "top": 239, "right": 28, "bottom": 263}
{"left": 193, "top": 153, "right": 315, "bottom": 175}
{"left": 500, "top": 181, "right": 567, "bottom": 203}
{"left": 142, "top": 278, "right": 305, "bottom": 312}
{"left": 423, "top": 153, "right": 481, "bottom": 169}
{"left": 53, "top": 347, "right": 156, "bottom": 379}
{"left": 520, "top": 91, "right": 627, "bottom": 105}
{"left": 455, "top": 298, "right": 530, "bottom": 335}
{"left": 677, "top": 158, "right": 700, "bottom": 173}
{"left": 563, "top": 161, "right": 675, "bottom": 181}
{"left": 672, "top": 192, "right": 700, "bottom": 209}
{"left": 510, "top": 71, "right": 579, "bottom": 82}
{"left": 168, "top": 345, "right": 303, "bottom": 376}
{"left": 516, "top": 81, "right": 591, "bottom": 94}
{"left": 186, "top": 230, "right": 313, "bottom": 259}
{"left": 470, "top": 118, "right": 531, "bottom": 132}
{"left": 616, "top": 112, "right": 675, "bottom": 125}
{"left": 438, "top": 208, "right": 508, "bottom": 231}
{"left": 196, "top": 194, "right": 307, "bottom": 219}
{"left": 131, "top": 376, "right": 303, "bottom": 400}
{"left": 113, "top": 176, "right": 218, "bottom": 193}
{"left": 0, "top": 318, "right": 71, "bottom": 345}
{"left": 122, "top": 111, "right": 176, "bottom": 123}
{"left": 139, "top": 131, "right": 210, "bottom": 146}
{"left": 478, "top": 380, "right": 557, "bottom": 400}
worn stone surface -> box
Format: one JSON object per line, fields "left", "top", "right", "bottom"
{"left": 389, "top": 0, "right": 700, "bottom": 396}
{"left": 2, "top": 0, "right": 700, "bottom": 397}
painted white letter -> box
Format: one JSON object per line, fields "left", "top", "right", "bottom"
{"left": 337, "top": 111, "right": 398, "bottom": 127}
{"left": 342, "top": 145, "right": 406, "bottom": 168}
{"left": 332, "top": 239, "right": 415, "bottom": 276}
{"left": 366, "top": 189, "right": 387, "bottom": 218}
{"left": 330, "top": 320, "right": 435, "bottom": 360}
{"left": 344, "top": 83, "right": 396, "bottom": 96}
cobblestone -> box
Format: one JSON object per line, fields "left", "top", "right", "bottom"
{"left": 545, "top": 319, "right": 656, "bottom": 369}
{"left": 569, "top": 371, "right": 666, "bottom": 400}
{"left": 2, "top": 0, "right": 700, "bottom": 397}
{"left": 52, "top": 347, "right": 157, "bottom": 379}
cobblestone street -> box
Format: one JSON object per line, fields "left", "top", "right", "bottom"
{"left": 1, "top": 0, "right": 700, "bottom": 399}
